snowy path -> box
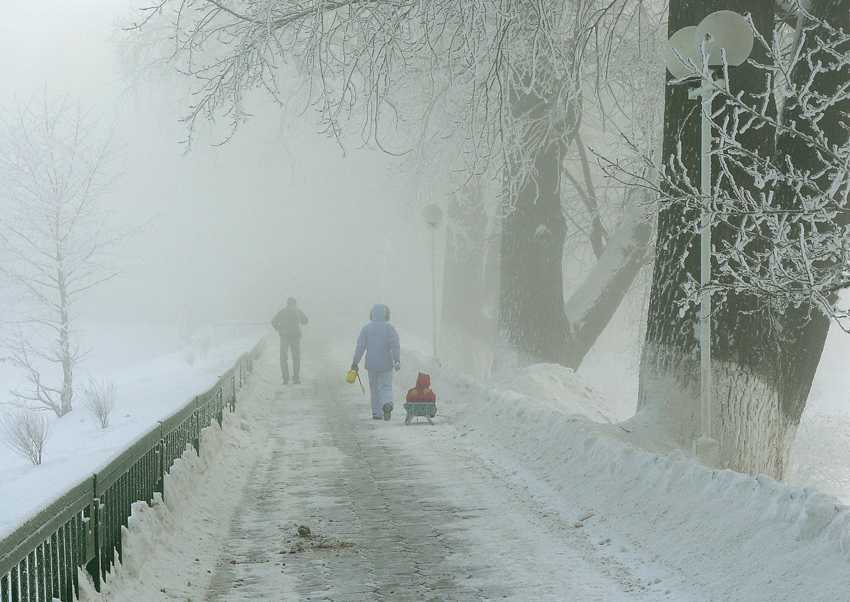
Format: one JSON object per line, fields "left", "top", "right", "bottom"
{"left": 97, "top": 342, "right": 673, "bottom": 602}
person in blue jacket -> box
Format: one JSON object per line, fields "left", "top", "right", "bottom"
{"left": 351, "top": 304, "right": 401, "bottom": 420}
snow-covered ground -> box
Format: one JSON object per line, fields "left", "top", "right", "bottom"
{"left": 1, "top": 322, "right": 849, "bottom": 599}
{"left": 75, "top": 337, "right": 850, "bottom": 602}
{"left": 577, "top": 314, "right": 850, "bottom": 503}
{"left": 0, "top": 321, "right": 267, "bottom": 539}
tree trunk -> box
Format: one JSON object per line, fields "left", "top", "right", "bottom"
{"left": 638, "top": 0, "right": 779, "bottom": 474}
{"left": 58, "top": 266, "right": 73, "bottom": 417}
{"left": 491, "top": 66, "right": 653, "bottom": 374}
{"left": 440, "top": 177, "right": 491, "bottom": 377}
{"left": 493, "top": 71, "right": 569, "bottom": 371}
{"left": 638, "top": 0, "right": 850, "bottom": 478}
{"left": 766, "top": 0, "right": 850, "bottom": 470}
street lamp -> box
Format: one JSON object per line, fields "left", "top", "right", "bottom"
{"left": 665, "top": 10, "right": 753, "bottom": 467}
{"left": 422, "top": 204, "right": 443, "bottom": 358}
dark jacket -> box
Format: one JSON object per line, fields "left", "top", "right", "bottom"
{"left": 272, "top": 306, "right": 308, "bottom": 340}
{"left": 352, "top": 304, "right": 400, "bottom": 372}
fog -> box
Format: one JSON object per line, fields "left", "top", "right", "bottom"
{"left": 0, "top": 0, "right": 441, "bottom": 345}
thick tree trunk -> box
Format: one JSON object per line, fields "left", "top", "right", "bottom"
{"left": 638, "top": 0, "right": 785, "bottom": 476}
{"left": 638, "top": 0, "right": 850, "bottom": 478}
{"left": 481, "top": 212, "right": 500, "bottom": 338}
{"left": 491, "top": 70, "right": 653, "bottom": 374}
{"left": 767, "top": 0, "right": 850, "bottom": 468}
{"left": 59, "top": 320, "right": 73, "bottom": 416}
{"left": 488, "top": 173, "right": 652, "bottom": 374}
{"left": 493, "top": 71, "right": 569, "bottom": 371}
{"left": 440, "top": 178, "right": 491, "bottom": 377}
{"left": 494, "top": 151, "right": 568, "bottom": 369}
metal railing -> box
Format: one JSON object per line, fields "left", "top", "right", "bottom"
{"left": 0, "top": 336, "right": 266, "bottom": 602}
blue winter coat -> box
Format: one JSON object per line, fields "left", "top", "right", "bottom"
{"left": 352, "top": 304, "right": 400, "bottom": 373}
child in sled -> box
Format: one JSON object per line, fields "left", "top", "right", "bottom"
{"left": 404, "top": 372, "right": 437, "bottom": 424}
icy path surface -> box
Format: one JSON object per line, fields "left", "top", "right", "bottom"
{"left": 99, "top": 342, "right": 673, "bottom": 602}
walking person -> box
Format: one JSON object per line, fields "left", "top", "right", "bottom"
{"left": 272, "top": 297, "right": 308, "bottom": 384}
{"left": 351, "top": 304, "right": 401, "bottom": 420}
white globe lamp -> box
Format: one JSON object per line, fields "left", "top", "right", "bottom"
{"left": 694, "top": 10, "right": 754, "bottom": 68}
{"left": 665, "top": 26, "right": 701, "bottom": 78}
{"left": 423, "top": 204, "right": 443, "bottom": 229}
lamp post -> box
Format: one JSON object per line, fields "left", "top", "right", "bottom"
{"left": 422, "top": 204, "right": 443, "bottom": 358}
{"left": 665, "top": 10, "right": 754, "bottom": 466}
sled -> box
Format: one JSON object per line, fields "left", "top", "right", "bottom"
{"left": 403, "top": 402, "right": 436, "bottom": 425}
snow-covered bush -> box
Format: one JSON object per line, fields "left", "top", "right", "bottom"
{"left": 80, "top": 377, "right": 117, "bottom": 428}
{"left": 0, "top": 406, "right": 49, "bottom": 465}
{"left": 788, "top": 411, "right": 850, "bottom": 501}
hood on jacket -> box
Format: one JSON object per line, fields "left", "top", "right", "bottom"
{"left": 370, "top": 304, "right": 389, "bottom": 322}
{"left": 416, "top": 372, "right": 431, "bottom": 387}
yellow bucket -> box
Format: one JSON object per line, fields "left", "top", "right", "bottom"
{"left": 345, "top": 370, "right": 357, "bottom": 384}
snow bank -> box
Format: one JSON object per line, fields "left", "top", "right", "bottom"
{"left": 432, "top": 361, "right": 850, "bottom": 599}
{"left": 75, "top": 375, "right": 263, "bottom": 602}
{"left": 486, "top": 363, "right": 622, "bottom": 424}
{"left": 0, "top": 323, "right": 265, "bottom": 540}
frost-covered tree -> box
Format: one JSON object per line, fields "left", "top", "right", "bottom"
{"left": 128, "top": 0, "right": 662, "bottom": 372}
{"left": 0, "top": 92, "right": 126, "bottom": 417}
{"left": 635, "top": 0, "right": 850, "bottom": 478}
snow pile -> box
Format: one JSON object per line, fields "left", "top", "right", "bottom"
{"left": 75, "top": 373, "right": 265, "bottom": 602}
{"left": 431, "top": 361, "right": 850, "bottom": 599}
{"left": 486, "top": 363, "right": 621, "bottom": 424}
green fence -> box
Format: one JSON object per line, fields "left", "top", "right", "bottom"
{"left": 0, "top": 336, "right": 265, "bottom": 602}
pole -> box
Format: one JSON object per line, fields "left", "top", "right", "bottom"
{"left": 700, "top": 84, "right": 712, "bottom": 441}
{"left": 422, "top": 203, "right": 442, "bottom": 359}
{"left": 430, "top": 226, "right": 437, "bottom": 358}
{"left": 667, "top": 13, "right": 753, "bottom": 467}
{"left": 690, "top": 78, "right": 721, "bottom": 465}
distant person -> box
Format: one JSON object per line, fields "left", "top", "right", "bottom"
{"left": 351, "top": 304, "right": 401, "bottom": 420}
{"left": 272, "top": 297, "right": 308, "bottom": 384}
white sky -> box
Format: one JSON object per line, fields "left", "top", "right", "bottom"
{"left": 0, "top": 0, "right": 441, "bottom": 340}
{"left": 2, "top": 0, "right": 850, "bottom": 416}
